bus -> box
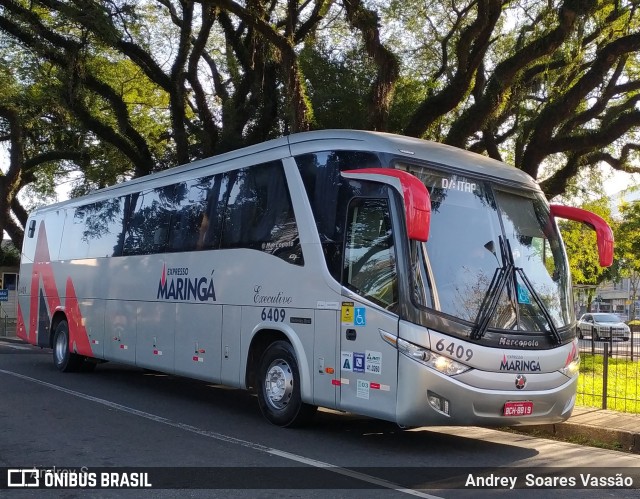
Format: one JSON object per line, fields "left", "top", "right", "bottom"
{"left": 17, "top": 130, "right": 613, "bottom": 428}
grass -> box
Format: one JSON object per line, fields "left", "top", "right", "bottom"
{"left": 577, "top": 353, "right": 640, "bottom": 413}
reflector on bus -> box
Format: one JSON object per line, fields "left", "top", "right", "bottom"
{"left": 550, "top": 204, "right": 614, "bottom": 267}
{"left": 341, "top": 168, "right": 431, "bottom": 242}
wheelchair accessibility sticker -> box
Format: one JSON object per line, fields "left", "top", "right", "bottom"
{"left": 354, "top": 307, "right": 366, "bottom": 326}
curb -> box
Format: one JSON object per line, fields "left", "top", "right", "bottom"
{"left": 0, "top": 336, "right": 26, "bottom": 345}
{"left": 510, "top": 422, "right": 640, "bottom": 454}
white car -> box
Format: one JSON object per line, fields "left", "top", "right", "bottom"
{"left": 577, "top": 313, "right": 630, "bottom": 341}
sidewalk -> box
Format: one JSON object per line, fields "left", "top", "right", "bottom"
{"left": 511, "top": 406, "right": 640, "bottom": 454}
{"left": 1, "top": 334, "right": 639, "bottom": 453}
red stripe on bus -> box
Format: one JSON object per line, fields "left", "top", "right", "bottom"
{"left": 27, "top": 224, "right": 63, "bottom": 345}
{"left": 64, "top": 277, "right": 93, "bottom": 357}
{"left": 25, "top": 223, "right": 91, "bottom": 355}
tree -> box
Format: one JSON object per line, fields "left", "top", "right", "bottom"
{"left": 557, "top": 197, "right": 614, "bottom": 311}
{"left": 614, "top": 201, "right": 640, "bottom": 320}
{"left": 380, "top": 0, "right": 640, "bottom": 197}
{"left": 1, "top": 0, "right": 639, "bottom": 253}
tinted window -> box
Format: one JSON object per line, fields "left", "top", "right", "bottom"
{"left": 71, "top": 163, "right": 301, "bottom": 263}
{"left": 168, "top": 175, "right": 225, "bottom": 252}
{"left": 344, "top": 198, "right": 397, "bottom": 310}
{"left": 60, "top": 198, "right": 125, "bottom": 259}
{"left": 3, "top": 273, "right": 17, "bottom": 290}
{"left": 59, "top": 208, "right": 90, "bottom": 260}
{"left": 295, "top": 151, "right": 382, "bottom": 279}
{"left": 220, "top": 161, "right": 303, "bottom": 265}
{"left": 123, "top": 185, "right": 176, "bottom": 256}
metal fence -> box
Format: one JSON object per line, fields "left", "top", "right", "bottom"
{"left": 0, "top": 316, "right": 14, "bottom": 337}
{"left": 577, "top": 327, "right": 640, "bottom": 413}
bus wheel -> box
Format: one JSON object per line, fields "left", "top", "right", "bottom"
{"left": 53, "top": 320, "right": 83, "bottom": 372}
{"left": 257, "top": 341, "right": 317, "bottom": 427}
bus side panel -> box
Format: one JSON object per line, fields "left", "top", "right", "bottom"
{"left": 220, "top": 305, "right": 241, "bottom": 387}
{"left": 18, "top": 213, "right": 65, "bottom": 346}
{"left": 18, "top": 216, "right": 37, "bottom": 342}
{"left": 104, "top": 300, "right": 137, "bottom": 364}
{"left": 339, "top": 302, "right": 399, "bottom": 423}
{"left": 240, "top": 305, "right": 314, "bottom": 401}
{"left": 136, "top": 302, "right": 176, "bottom": 373}
{"left": 67, "top": 298, "right": 105, "bottom": 359}
{"left": 175, "top": 303, "right": 223, "bottom": 383}
{"left": 313, "top": 309, "right": 338, "bottom": 408}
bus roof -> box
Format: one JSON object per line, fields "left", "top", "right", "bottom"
{"left": 31, "top": 130, "right": 540, "bottom": 214}
{"left": 288, "top": 130, "right": 539, "bottom": 189}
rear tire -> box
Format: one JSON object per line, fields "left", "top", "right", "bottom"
{"left": 53, "top": 320, "right": 83, "bottom": 372}
{"left": 257, "top": 341, "right": 317, "bottom": 427}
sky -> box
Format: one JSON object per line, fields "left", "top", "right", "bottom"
{"left": 601, "top": 164, "right": 640, "bottom": 197}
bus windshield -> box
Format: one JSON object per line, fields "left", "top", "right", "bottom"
{"left": 404, "top": 165, "right": 571, "bottom": 333}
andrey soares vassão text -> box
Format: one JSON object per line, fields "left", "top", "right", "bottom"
{"left": 465, "top": 472, "right": 635, "bottom": 489}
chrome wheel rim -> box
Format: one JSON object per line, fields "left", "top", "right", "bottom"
{"left": 55, "top": 329, "right": 67, "bottom": 364}
{"left": 264, "top": 359, "right": 293, "bottom": 410}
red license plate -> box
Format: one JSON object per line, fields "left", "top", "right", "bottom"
{"left": 503, "top": 401, "right": 533, "bottom": 416}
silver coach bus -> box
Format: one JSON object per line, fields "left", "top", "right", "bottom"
{"left": 17, "top": 130, "right": 613, "bottom": 427}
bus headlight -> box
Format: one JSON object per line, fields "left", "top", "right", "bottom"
{"left": 396, "top": 337, "right": 470, "bottom": 376}
{"left": 560, "top": 343, "right": 580, "bottom": 378}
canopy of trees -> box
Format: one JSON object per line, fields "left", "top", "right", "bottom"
{"left": 1, "top": 0, "right": 639, "bottom": 253}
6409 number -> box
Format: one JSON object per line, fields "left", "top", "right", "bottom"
{"left": 261, "top": 308, "right": 286, "bottom": 322}
{"left": 435, "top": 338, "right": 474, "bottom": 361}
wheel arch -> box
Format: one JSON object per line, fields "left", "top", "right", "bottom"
{"left": 49, "top": 310, "right": 68, "bottom": 348}
{"left": 244, "top": 325, "right": 312, "bottom": 401}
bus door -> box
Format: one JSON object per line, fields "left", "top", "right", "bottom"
{"left": 338, "top": 196, "right": 400, "bottom": 421}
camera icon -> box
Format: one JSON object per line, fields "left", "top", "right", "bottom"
{"left": 7, "top": 469, "right": 39, "bottom": 487}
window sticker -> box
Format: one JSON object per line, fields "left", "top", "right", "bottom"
{"left": 517, "top": 283, "right": 531, "bottom": 304}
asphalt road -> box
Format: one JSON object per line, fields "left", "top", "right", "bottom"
{"left": 1, "top": 339, "right": 639, "bottom": 499}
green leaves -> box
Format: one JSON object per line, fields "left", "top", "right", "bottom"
{"left": 1, "top": 0, "right": 639, "bottom": 252}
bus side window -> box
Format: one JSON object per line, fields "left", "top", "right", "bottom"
{"left": 343, "top": 198, "right": 398, "bottom": 310}
{"left": 167, "top": 175, "right": 224, "bottom": 252}
{"left": 220, "top": 161, "right": 303, "bottom": 264}
{"left": 123, "top": 185, "right": 176, "bottom": 255}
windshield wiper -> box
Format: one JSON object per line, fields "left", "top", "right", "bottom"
{"left": 471, "top": 237, "right": 512, "bottom": 340}
{"left": 471, "top": 237, "right": 561, "bottom": 344}
{"left": 515, "top": 267, "right": 562, "bottom": 344}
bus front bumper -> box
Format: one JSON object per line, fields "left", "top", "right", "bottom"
{"left": 395, "top": 354, "right": 577, "bottom": 427}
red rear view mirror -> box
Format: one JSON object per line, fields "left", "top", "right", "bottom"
{"left": 550, "top": 204, "right": 614, "bottom": 267}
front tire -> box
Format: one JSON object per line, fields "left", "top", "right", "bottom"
{"left": 257, "top": 341, "right": 317, "bottom": 427}
{"left": 53, "top": 320, "right": 83, "bottom": 372}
